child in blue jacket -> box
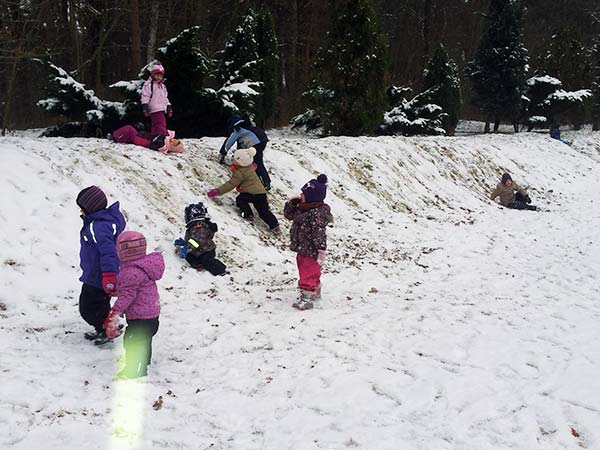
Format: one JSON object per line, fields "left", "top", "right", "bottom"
{"left": 219, "top": 115, "right": 272, "bottom": 190}
{"left": 76, "top": 186, "right": 126, "bottom": 344}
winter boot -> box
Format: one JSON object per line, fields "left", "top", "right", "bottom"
{"left": 93, "top": 327, "right": 123, "bottom": 346}
{"left": 292, "top": 289, "right": 315, "bottom": 311}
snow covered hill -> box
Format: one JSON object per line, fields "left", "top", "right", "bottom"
{"left": 1, "top": 128, "right": 600, "bottom": 450}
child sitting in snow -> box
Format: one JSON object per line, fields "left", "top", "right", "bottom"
{"left": 175, "top": 202, "right": 228, "bottom": 276}
{"left": 103, "top": 231, "right": 164, "bottom": 379}
{"left": 283, "top": 174, "right": 333, "bottom": 310}
{"left": 207, "top": 147, "right": 280, "bottom": 233}
{"left": 490, "top": 172, "right": 537, "bottom": 211}
{"left": 76, "top": 186, "right": 126, "bottom": 344}
{"left": 140, "top": 61, "right": 172, "bottom": 136}
{"left": 109, "top": 124, "right": 184, "bottom": 154}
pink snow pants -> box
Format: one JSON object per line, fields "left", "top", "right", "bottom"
{"left": 150, "top": 112, "right": 167, "bottom": 136}
{"left": 112, "top": 125, "right": 151, "bottom": 147}
{"left": 297, "top": 253, "right": 321, "bottom": 292}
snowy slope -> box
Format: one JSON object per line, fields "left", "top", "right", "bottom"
{"left": 1, "top": 129, "right": 600, "bottom": 450}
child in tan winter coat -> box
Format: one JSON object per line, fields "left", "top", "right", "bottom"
{"left": 207, "top": 147, "right": 280, "bottom": 232}
{"left": 490, "top": 173, "right": 537, "bottom": 211}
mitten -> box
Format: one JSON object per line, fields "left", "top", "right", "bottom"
{"left": 102, "top": 272, "right": 117, "bottom": 295}
{"left": 167, "top": 105, "right": 173, "bottom": 118}
{"left": 142, "top": 103, "right": 151, "bottom": 117}
{"left": 316, "top": 250, "right": 327, "bottom": 265}
{"left": 525, "top": 195, "right": 532, "bottom": 204}
{"left": 103, "top": 308, "right": 121, "bottom": 338}
{"left": 207, "top": 188, "right": 220, "bottom": 198}
{"left": 174, "top": 237, "right": 186, "bottom": 247}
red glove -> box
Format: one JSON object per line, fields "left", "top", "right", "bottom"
{"left": 167, "top": 105, "right": 173, "bottom": 118}
{"left": 103, "top": 308, "right": 121, "bottom": 338}
{"left": 102, "top": 272, "right": 117, "bottom": 295}
{"left": 207, "top": 188, "right": 220, "bottom": 198}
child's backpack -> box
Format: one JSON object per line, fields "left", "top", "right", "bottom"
{"left": 185, "top": 202, "right": 209, "bottom": 228}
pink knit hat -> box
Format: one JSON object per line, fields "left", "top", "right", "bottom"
{"left": 151, "top": 61, "right": 165, "bottom": 75}
{"left": 117, "top": 231, "right": 147, "bottom": 262}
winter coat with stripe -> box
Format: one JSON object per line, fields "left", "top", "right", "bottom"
{"left": 79, "top": 202, "right": 126, "bottom": 288}
{"left": 284, "top": 199, "right": 333, "bottom": 259}
{"left": 184, "top": 219, "right": 218, "bottom": 256}
{"left": 114, "top": 252, "right": 164, "bottom": 319}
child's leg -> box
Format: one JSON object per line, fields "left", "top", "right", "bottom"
{"left": 236, "top": 193, "right": 255, "bottom": 219}
{"left": 296, "top": 253, "right": 321, "bottom": 293}
{"left": 253, "top": 142, "right": 271, "bottom": 188}
{"left": 185, "top": 252, "right": 204, "bottom": 270}
{"left": 253, "top": 193, "right": 279, "bottom": 229}
{"left": 122, "top": 318, "right": 159, "bottom": 377}
{"left": 79, "top": 283, "right": 111, "bottom": 332}
{"left": 197, "top": 250, "right": 228, "bottom": 276}
{"left": 112, "top": 125, "right": 137, "bottom": 144}
{"left": 150, "top": 112, "right": 167, "bottom": 135}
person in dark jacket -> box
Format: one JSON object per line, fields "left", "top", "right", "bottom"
{"left": 179, "top": 202, "right": 228, "bottom": 276}
{"left": 76, "top": 186, "right": 126, "bottom": 344}
{"left": 490, "top": 173, "right": 537, "bottom": 211}
{"left": 283, "top": 174, "right": 333, "bottom": 310}
{"left": 219, "top": 115, "right": 272, "bottom": 190}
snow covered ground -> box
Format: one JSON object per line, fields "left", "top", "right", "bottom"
{"left": 1, "top": 128, "right": 599, "bottom": 450}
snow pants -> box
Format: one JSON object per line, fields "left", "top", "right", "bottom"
{"left": 508, "top": 192, "right": 537, "bottom": 211}
{"left": 150, "top": 112, "right": 168, "bottom": 136}
{"left": 236, "top": 193, "right": 279, "bottom": 230}
{"left": 253, "top": 142, "right": 272, "bottom": 189}
{"left": 122, "top": 317, "right": 159, "bottom": 378}
{"left": 297, "top": 253, "right": 321, "bottom": 293}
{"left": 79, "top": 283, "right": 111, "bottom": 333}
{"left": 185, "top": 249, "right": 227, "bottom": 276}
{"left": 112, "top": 125, "right": 151, "bottom": 147}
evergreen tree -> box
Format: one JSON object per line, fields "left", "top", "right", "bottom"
{"left": 592, "top": 40, "right": 600, "bottom": 131}
{"left": 422, "top": 44, "right": 461, "bottom": 135}
{"left": 465, "top": 0, "right": 529, "bottom": 132}
{"left": 219, "top": 9, "right": 279, "bottom": 127}
{"left": 296, "top": 0, "right": 388, "bottom": 136}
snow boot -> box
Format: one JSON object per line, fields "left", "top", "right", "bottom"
{"left": 292, "top": 289, "right": 315, "bottom": 310}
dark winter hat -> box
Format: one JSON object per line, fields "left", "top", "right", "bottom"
{"left": 76, "top": 186, "right": 108, "bottom": 214}
{"left": 185, "top": 202, "right": 209, "bottom": 227}
{"left": 117, "top": 231, "right": 147, "bottom": 262}
{"left": 302, "top": 174, "right": 328, "bottom": 203}
{"left": 227, "top": 114, "right": 245, "bottom": 132}
{"left": 501, "top": 173, "right": 512, "bottom": 185}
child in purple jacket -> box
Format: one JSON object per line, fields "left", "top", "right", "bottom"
{"left": 140, "top": 61, "right": 172, "bottom": 136}
{"left": 104, "top": 231, "right": 164, "bottom": 379}
{"left": 77, "top": 186, "right": 126, "bottom": 344}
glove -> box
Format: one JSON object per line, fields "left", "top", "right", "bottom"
{"left": 316, "top": 250, "right": 326, "bottom": 265}
{"left": 103, "top": 308, "right": 121, "bottom": 338}
{"left": 207, "top": 188, "right": 220, "bottom": 198}
{"left": 102, "top": 272, "right": 117, "bottom": 296}
{"left": 218, "top": 154, "right": 226, "bottom": 165}
{"left": 525, "top": 195, "right": 532, "bottom": 204}
{"left": 142, "top": 103, "right": 150, "bottom": 117}
{"left": 167, "top": 105, "right": 173, "bottom": 118}
{"left": 288, "top": 197, "right": 302, "bottom": 205}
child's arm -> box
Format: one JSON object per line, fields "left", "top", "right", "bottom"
{"left": 217, "top": 170, "right": 243, "bottom": 195}
{"left": 283, "top": 198, "right": 301, "bottom": 220}
{"left": 94, "top": 222, "right": 120, "bottom": 274}
{"left": 224, "top": 130, "right": 241, "bottom": 153}
{"left": 310, "top": 214, "right": 328, "bottom": 252}
{"left": 113, "top": 267, "right": 145, "bottom": 313}
{"left": 490, "top": 185, "right": 500, "bottom": 201}
{"left": 140, "top": 79, "right": 152, "bottom": 104}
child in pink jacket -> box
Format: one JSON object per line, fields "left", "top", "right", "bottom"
{"left": 104, "top": 231, "right": 164, "bottom": 379}
{"left": 140, "top": 61, "right": 172, "bottom": 136}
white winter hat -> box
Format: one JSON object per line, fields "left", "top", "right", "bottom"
{"left": 233, "top": 147, "right": 256, "bottom": 167}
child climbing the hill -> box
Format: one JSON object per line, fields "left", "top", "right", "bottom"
{"left": 490, "top": 172, "right": 537, "bottom": 211}
{"left": 103, "top": 231, "right": 164, "bottom": 379}
{"left": 219, "top": 115, "right": 272, "bottom": 190}
{"left": 140, "top": 61, "right": 172, "bottom": 136}
{"left": 207, "top": 147, "right": 280, "bottom": 233}
{"left": 175, "top": 202, "right": 228, "bottom": 276}
{"left": 283, "top": 174, "right": 333, "bottom": 310}
{"left": 76, "top": 186, "right": 126, "bottom": 345}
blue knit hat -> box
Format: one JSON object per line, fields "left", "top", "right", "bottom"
{"left": 302, "top": 174, "right": 328, "bottom": 203}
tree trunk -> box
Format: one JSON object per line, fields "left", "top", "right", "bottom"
{"left": 422, "top": 0, "right": 433, "bottom": 57}
{"left": 68, "top": 0, "right": 83, "bottom": 79}
{"left": 484, "top": 121, "right": 490, "bottom": 133}
{"left": 593, "top": 119, "right": 600, "bottom": 131}
{"left": 146, "top": 0, "right": 160, "bottom": 63}
{"left": 493, "top": 120, "right": 500, "bottom": 133}
{"left": 2, "top": 53, "right": 21, "bottom": 132}
{"left": 129, "top": 0, "right": 142, "bottom": 75}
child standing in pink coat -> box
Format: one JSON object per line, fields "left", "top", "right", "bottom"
{"left": 140, "top": 61, "right": 172, "bottom": 136}
{"left": 103, "top": 231, "right": 164, "bottom": 379}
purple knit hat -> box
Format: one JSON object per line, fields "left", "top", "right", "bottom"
{"left": 117, "top": 231, "right": 147, "bottom": 262}
{"left": 501, "top": 173, "right": 512, "bottom": 185}
{"left": 302, "top": 174, "right": 328, "bottom": 203}
{"left": 76, "top": 186, "right": 108, "bottom": 214}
